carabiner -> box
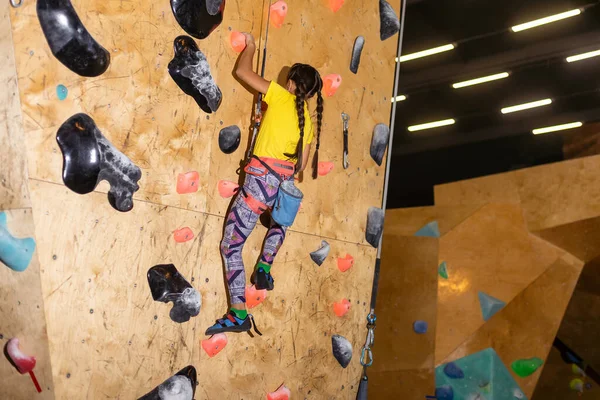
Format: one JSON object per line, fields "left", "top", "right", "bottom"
{"left": 360, "top": 347, "right": 373, "bottom": 367}
{"left": 10, "top": 0, "right": 23, "bottom": 8}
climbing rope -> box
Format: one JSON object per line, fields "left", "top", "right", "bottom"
{"left": 356, "top": 0, "right": 408, "bottom": 397}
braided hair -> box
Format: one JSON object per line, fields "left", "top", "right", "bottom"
{"left": 284, "top": 63, "right": 324, "bottom": 178}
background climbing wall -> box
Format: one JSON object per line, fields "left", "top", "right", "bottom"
{"left": 8, "top": 0, "right": 399, "bottom": 398}
{"left": 0, "top": 1, "right": 54, "bottom": 398}
{"left": 372, "top": 155, "right": 600, "bottom": 398}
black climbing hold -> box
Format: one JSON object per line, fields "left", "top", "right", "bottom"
{"left": 170, "top": 0, "right": 225, "bottom": 40}
{"left": 350, "top": 36, "right": 364, "bottom": 74}
{"left": 370, "top": 123, "right": 389, "bottom": 166}
{"left": 218, "top": 125, "right": 241, "bottom": 154}
{"left": 37, "top": 0, "right": 110, "bottom": 77}
{"left": 332, "top": 334, "right": 353, "bottom": 368}
{"left": 379, "top": 0, "right": 400, "bottom": 41}
{"left": 366, "top": 207, "right": 384, "bottom": 248}
{"left": 310, "top": 240, "right": 330, "bottom": 266}
{"left": 169, "top": 36, "right": 222, "bottom": 114}
{"left": 147, "top": 264, "right": 201, "bottom": 323}
{"left": 138, "top": 365, "right": 197, "bottom": 400}
{"left": 56, "top": 114, "right": 142, "bottom": 212}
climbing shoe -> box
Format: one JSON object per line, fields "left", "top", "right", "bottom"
{"left": 253, "top": 267, "right": 275, "bottom": 291}
{"left": 205, "top": 311, "right": 262, "bottom": 336}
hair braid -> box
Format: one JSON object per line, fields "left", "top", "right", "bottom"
{"left": 312, "top": 90, "right": 324, "bottom": 179}
{"left": 293, "top": 88, "right": 306, "bottom": 171}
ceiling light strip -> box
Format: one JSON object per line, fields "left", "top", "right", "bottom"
{"left": 532, "top": 121, "right": 583, "bottom": 135}
{"left": 511, "top": 9, "right": 581, "bottom": 32}
{"left": 501, "top": 98, "right": 552, "bottom": 114}
{"left": 397, "top": 44, "right": 455, "bottom": 63}
{"left": 408, "top": 118, "right": 456, "bottom": 132}
{"left": 566, "top": 49, "right": 600, "bottom": 63}
{"left": 452, "top": 72, "right": 510, "bottom": 89}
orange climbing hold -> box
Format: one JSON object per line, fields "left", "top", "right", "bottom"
{"left": 323, "top": 74, "right": 342, "bottom": 97}
{"left": 333, "top": 298, "right": 351, "bottom": 317}
{"left": 174, "top": 227, "right": 194, "bottom": 243}
{"left": 329, "top": 0, "right": 345, "bottom": 12}
{"left": 218, "top": 180, "right": 240, "bottom": 198}
{"left": 267, "top": 384, "right": 291, "bottom": 400}
{"left": 230, "top": 31, "right": 246, "bottom": 53}
{"left": 270, "top": 1, "right": 288, "bottom": 28}
{"left": 337, "top": 254, "right": 354, "bottom": 272}
{"left": 177, "top": 171, "right": 199, "bottom": 194}
{"left": 246, "top": 284, "right": 267, "bottom": 309}
{"left": 201, "top": 333, "right": 228, "bottom": 358}
{"left": 318, "top": 161, "right": 334, "bottom": 176}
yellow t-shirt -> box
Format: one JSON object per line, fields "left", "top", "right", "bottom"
{"left": 253, "top": 81, "right": 314, "bottom": 161}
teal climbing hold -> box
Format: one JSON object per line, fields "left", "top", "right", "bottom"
{"left": 56, "top": 84, "right": 68, "bottom": 101}
{"left": 415, "top": 221, "right": 440, "bottom": 238}
{"left": 438, "top": 261, "right": 449, "bottom": 279}
{"left": 478, "top": 291, "right": 506, "bottom": 321}
{"left": 0, "top": 212, "right": 36, "bottom": 272}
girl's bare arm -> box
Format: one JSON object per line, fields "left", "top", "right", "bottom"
{"left": 235, "top": 33, "right": 270, "bottom": 94}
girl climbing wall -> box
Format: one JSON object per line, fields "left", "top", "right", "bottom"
{"left": 206, "top": 33, "right": 324, "bottom": 335}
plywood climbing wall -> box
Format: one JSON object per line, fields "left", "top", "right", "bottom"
{"left": 8, "top": 0, "right": 399, "bottom": 398}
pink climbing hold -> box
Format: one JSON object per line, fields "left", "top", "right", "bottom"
{"left": 337, "top": 254, "right": 354, "bottom": 272}
{"left": 230, "top": 31, "right": 246, "bottom": 52}
{"left": 267, "top": 384, "right": 291, "bottom": 400}
{"left": 201, "top": 333, "right": 228, "bottom": 358}
{"left": 323, "top": 74, "right": 342, "bottom": 97}
{"left": 246, "top": 285, "right": 267, "bottom": 309}
{"left": 333, "top": 298, "right": 351, "bottom": 317}
{"left": 329, "top": 0, "right": 345, "bottom": 12}
{"left": 318, "top": 161, "right": 334, "bottom": 176}
{"left": 218, "top": 180, "right": 240, "bottom": 198}
{"left": 173, "top": 227, "right": 194, "bottom": 243}
{"left": 270, "top": 1, "right": 288, "bottom": 28}
{"left": 177, "top": 171, "right": 199, "bottom": 194}
{"left": 6, "top": 338, "right": 42, "bottom": 393}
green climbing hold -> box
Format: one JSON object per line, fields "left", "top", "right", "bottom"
{"left": 438, "top": 261, "right": 449, "bottom": 279}
{"left": 511, "top": 357, "right": 543, "bottom": 377}
{"left": 570, "top": 378, "right": 584, "bottom": 392}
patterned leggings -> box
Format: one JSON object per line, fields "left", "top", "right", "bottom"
{"left": 220, "top": 170, "right": 288, "bottom": 304}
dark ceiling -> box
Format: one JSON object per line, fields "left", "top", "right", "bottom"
{"left": 388, "top": 0, "right": 600, "bottom": 207}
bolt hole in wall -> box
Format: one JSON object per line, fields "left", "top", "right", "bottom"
{"left": 388, "top": 0, "right": 600, "bottom": 208}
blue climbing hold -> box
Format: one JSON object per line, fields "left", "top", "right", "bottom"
{"left": 56, "top": 84, "right": 68, "bottom": 100}
{"left": 435, "top": 385, "right": 454, "bottom": 400}
{"left": 443, "top": 362, "right": 465, "bottom": 379}
{"left": 415, "top": 221, "right": 440, "bottom": 238}
{"left": 478, "top": 291, "right": 506, "bottom": 321}
{"left": 0, "top": 212, "right": 36, "bottom": 272}
{"left": 413, "top": 320, "right": 428, "bottom": 334}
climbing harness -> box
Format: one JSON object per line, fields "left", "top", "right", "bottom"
{"left": 356, "top": 0, "right": 407, "bottom": 398}
{"left": 246, "top": 0, "right": 274, "bottom": 161}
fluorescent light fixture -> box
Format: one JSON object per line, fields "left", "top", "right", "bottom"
{"left": 532, "top": 121, "right": 582, "bottom": 135}
{"left": 408, "top": 118, "right": 455, "bottom": 132}
{"left": 452, "top": 72, "right": 510, "bottom": 89}
{"left": 397, "top": 44, "right": 455, "bottom": 63}
{"left": 391, "top": 95, "right": 407, "bottom": 102}
{"left": 511, "top": 9, "right": 581, "bottom": 32}
{"left": 566, "top": 49, "right": 600, "bottom": 63}
{"left": 501, "top": 98, "right": 552, "bottom": 114}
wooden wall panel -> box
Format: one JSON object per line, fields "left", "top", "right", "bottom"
{"left": 11, "top": 0, "right": 398, "bottom": 245}
{"left": 29, "top": 181, "right": 375, "bottom": 399}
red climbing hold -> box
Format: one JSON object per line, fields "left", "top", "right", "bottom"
{"left": 337, "top": 254, "right": 354, "bottom": 272}
{"left": 230, "top": 31, "right": 246, "bottom": 53}
{"left": 323, "top": 74, "right": 342, "bottom": 97}
{"left": 246, "top": 284, "right": 267, "bottom": 309}
{"left": 174, "top": 227, "right": 194, "bottom": 243}
{"left": 318, "top": 161, "right": 334, "bottom": 176}
{"left": 270, "top": 1, "right": 288, "bottom": 28}
{"left": 333, "top": 298, "right": 351, "bottom": 317}
{"left": 6, "top": 338, "right": 42, "bottom": 393}
{"left": 267, "top": 384, "right": 291, "bottom": 400}
{"left": 218, "top": 180, "right": 239, "bottom": 198}
{"left": 177, "top": 171, "right": 199, "bottom": 194}
{"left": 329, "top": 0, "right": 345, "bottom": 12}
{"left": 201, "top": 333, "right": 228, "bottom": 358}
